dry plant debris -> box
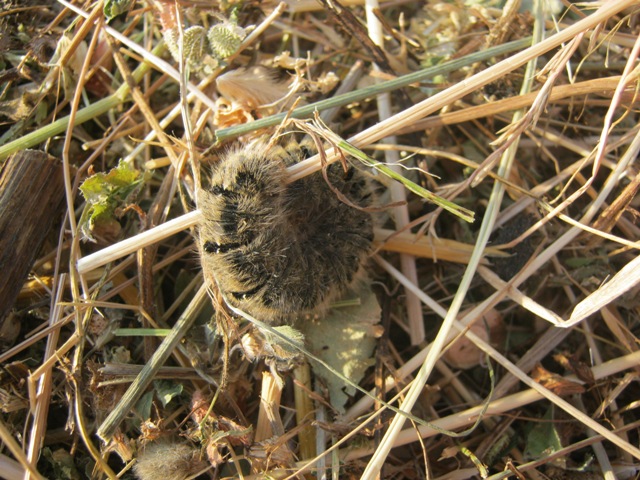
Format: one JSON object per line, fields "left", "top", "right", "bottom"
{"left": 0, "top": 0, "right": 639, "bottom": 479}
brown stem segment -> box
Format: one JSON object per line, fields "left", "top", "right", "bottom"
{"left": 0, "top": 150, "right": 65, "bottom": 325}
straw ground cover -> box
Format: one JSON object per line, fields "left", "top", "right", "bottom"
{"left": 1, "top": 0, "right": 639, "bottom": 478}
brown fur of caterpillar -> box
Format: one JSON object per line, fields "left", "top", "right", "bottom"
{"left": 133, "top": 442, "right": 207, "bottom": 480}
{"left": 198, "top": 140, "right": 374, "bottom": 323}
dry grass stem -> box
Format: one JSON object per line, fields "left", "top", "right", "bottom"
{"left": 365, "top": 0, "right": 424, "bottom": 345}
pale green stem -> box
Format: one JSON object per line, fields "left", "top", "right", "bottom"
{"left": 0, "top": 43, "right": 164, "bottom": 161}
{"left": 215, "top": 37, "right": 532, "bottom": 142}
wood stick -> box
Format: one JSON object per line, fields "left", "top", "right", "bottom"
{"left": 0, "top": 150, "right": 65, "bottom": 325}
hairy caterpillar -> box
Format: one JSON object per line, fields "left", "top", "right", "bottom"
{"left": 198, "top": 140, "right": 374, "bottom": 323}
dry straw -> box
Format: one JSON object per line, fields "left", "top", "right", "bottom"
{"left": 3, "top": 0, "right": 640, "bottom": 478}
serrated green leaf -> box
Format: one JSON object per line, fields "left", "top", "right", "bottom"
{"left": 79, "top": 160, "right": 141, "bottom": 200}
{"left": 78, "top": 160, "right": 146, "bottom": 241}
{"left": 103, "top": 0, "right": 134, "bottom": 21}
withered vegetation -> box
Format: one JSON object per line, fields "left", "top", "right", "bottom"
{"left": 0, "top": 1, "right": 639, "bottom": 479}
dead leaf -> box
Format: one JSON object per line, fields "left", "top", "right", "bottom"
{"left": 299, "top": 281, "right": 381, "bottom": 412}
{"left": 532, "top": 364, "right": 585, "bottom": 396}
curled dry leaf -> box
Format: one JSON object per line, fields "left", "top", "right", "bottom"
{"left": 531, "top": 364, "right": 586, "bottom": 396}
{"left": 553, "top": 352, "right": 595, "bottom": 385}
{"left": 443, "top": 309, "right": 504, "bottom": 370}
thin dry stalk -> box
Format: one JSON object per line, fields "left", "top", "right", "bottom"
{"left": 25, "top": 276, "right": 67, "bottom": 472}
{"left": 365, "top": 0, "right": 424, "bottom": 345}
{"left": 97, "top": 284, "right": 209, "bottom": 441}
{"left": 341, "top": 349, "right": 640, "bottom": 462}
{"left": 290, "top": 0, "right": 640, "bottom": 179}
{"left": 0, "top": 419, "right": 46, "bottom": 480}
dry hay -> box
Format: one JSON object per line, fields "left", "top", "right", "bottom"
{"left": 0, "top": 1, "right": 639, "bottom": 479}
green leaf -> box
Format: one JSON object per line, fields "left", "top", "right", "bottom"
{"left": 103, "top": 0, "right": 135, "bottom": 21}
{"left": 183, "top": 26, "right": 208, "bottom": 63}
{"left": 79, "top": 160, "right": 141, "bottom": 200}
{"left": 135, "top": 391, "right": 155, "bottom": 423}
{"left": 154, "top": 380, "right": 183, "bottom": 407}
{"left": 524, "top": 406, "right": 563, "bottom": 462}
{"left": 78, "top": 160, "right": 146, "bottom": 241}
{"left": 163, "top": 15, "right": 249, "bottom": 74}
{"left": 165, "top": 26, "right": 210, "bottom": 69}
{"left": 42, "top": 448, "right": 81, "bottom": 480}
